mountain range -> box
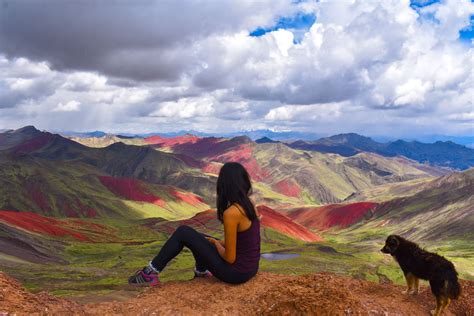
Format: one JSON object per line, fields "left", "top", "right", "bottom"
{"left": 0, "top": 125, "right": 472, "bottom": 300}
{"left": 62, "top": 128, "right": 474, "bottom": 170}
{"left": 58, "top": 128, "right": 474, "bottom": 147}
{"left": 284, "top": 133, "right": 474, "bottom": 170}
{"left": 1, "top": 126, "right": 450, "bottom": 219}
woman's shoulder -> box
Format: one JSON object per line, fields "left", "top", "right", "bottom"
{"left": 227, "top": 203, "right": 261, "bottom": 220}
{"left": 222, "top": 205, "right": 243, "bottom": 224}
{"left": 225, "top": 203, "right": 244, "bottom": 216}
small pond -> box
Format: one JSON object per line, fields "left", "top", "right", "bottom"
{"left": 260, "top": 253, "right": 300, "bottom": 260}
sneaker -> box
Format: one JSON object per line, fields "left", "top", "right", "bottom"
{"left": 128, "top": 268, "right": 160, "bottom": 286}
{"left": 193, "top": 268, "right": 213, "bottom": 278}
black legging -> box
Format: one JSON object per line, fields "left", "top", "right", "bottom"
{"left": 151, "top": 225, "right": 256, "bottom": 284}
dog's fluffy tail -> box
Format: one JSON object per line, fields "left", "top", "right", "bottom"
{"left": 444, "top": 268, "right": 461, "bottom": 299}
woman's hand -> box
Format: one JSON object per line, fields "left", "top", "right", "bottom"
{"left": 206, "top": 237, "right": 225, "bottom": 247}
{"left": 205, "top": 237, "right": 217, "bottom": 245}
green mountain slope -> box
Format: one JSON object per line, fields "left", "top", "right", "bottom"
{"left": 372, "top": 168, "right": 474, "bottom": 240}
{"left": 0, "top": 127, "right": 213, "bottom": 219}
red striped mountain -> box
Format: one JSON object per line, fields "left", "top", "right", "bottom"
{"left": 285, "top": 202, "right": 378, "bottom": 230}
{"left": 139, "top": 133, "right": 447, "bottom": 205}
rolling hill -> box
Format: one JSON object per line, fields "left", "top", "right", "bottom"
{"left": 0, "top": 126, "right": 217, "bottom": 219}
{"left": 368, "top": 168, "right": 474, "bottom": 241}
{"left": 286, "top": 168, "right": 473, "bottom": 242}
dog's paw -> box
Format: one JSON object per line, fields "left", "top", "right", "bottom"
{"left": 402, "top": 289, "right": 409, "bottom": 294}
{"left": 430, "top": 310, "right": 437, "bottom": 316}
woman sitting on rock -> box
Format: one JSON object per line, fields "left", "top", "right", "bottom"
{"left": 128, "top": 162, "right": 261, "bottom": 286}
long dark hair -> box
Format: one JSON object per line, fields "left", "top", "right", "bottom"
{"left": 216, "top": 162, "right": 257, "bottom": 222}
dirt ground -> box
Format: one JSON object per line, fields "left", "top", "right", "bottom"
{"left": 0, "top": 271, "right": 472, "bottom": 315}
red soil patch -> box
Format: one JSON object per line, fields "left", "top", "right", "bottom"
{"left": 288, "top": 202, "right": 378, "bottom": 230}
{"left": 81, "top": 208, "right": 97, "bottom": 218}
{"left": 172, "top": 137, "right": 224, "bottom": 158}
{"left": 213, "top": 142, "right": 251, "bottom": 161}
{"left": 170, "top": 189, "right": 205, "bottom": 206}
{"left": 172, "top": 136, "right": 249, "bottom": 160}
{"left": 0, "top": 210, "right": 90, "bottom": 241}
{"left": 65, "top": 219, "right": 118, "bottom": 241}
{"left": 64, "top": 205, "right": 80, "bottom": 218}
{"left": 98, "top": 176, "right": 166, "bottom": 207}
{"left": 174, "top": 153, "right": 204, "bottom": 168}
{"left": 10, "top": 133, "right": 53, "bottom": 157}
{"left": 202, "top": 162, "right": 222, "bottom": 175}
{"left": 69, "top": 219, "right": 109, "bottom": 231}
{"left": 147, "top": 135, "right": 268, "bottom": 181}
{"left": 243, "top": 157, "right": 270, "bottom": 182}
{"left": 62, "top": 198, "right": 98, "bottom": 218}
{"left": 212, "top": 144, "right": 270, "bottom": 181}
{"left": 0, "top": 272, "right": 80, "bottom": 314}
{"left": 257, "top": 205, "right": 322, "bottom": 242}
{"left": 144, "top": 134, "right": 200, "bottom": 147}
{"left": 25, "top": 182, "right": 51, "bottom": 213}
{"left": 274, "top": 179, "right": 301, "bottom": 197}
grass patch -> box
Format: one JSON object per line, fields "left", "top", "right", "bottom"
{"left": 2, "top": 217, "right": 472, "bottom": 300}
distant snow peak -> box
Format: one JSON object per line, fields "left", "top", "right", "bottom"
{"left": 268, "top": 127, "right": 293, "bottom": 133}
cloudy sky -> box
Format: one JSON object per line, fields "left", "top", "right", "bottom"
{"left": 0, "top": 0, "right": 473, "bottom": 137}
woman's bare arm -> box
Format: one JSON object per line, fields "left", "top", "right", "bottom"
{"left": 214, "top": 206, "right": 241, "bottom": 264}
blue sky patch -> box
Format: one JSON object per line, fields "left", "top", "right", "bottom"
{"left": 249, "top": 12, "right": 316, "bottom": 43}
{"left": 459, "top": 15, "right": 474, "bottom": 43}
{"left": 409, "top": 0, "right": 440, "bottom": 9}
{"left": 410, "top": 0, "right": 473, "bottom": 44}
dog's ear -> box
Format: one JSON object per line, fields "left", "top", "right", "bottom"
{"left": 388, "top": 235, "right": 400, "bottom": 249}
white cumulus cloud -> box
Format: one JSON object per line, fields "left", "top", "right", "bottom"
{"left": 53, "top": 100, "right": 81, "bottom": 112}
{"left": 0, "top": 0, "right": 472, "bottom": 138}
